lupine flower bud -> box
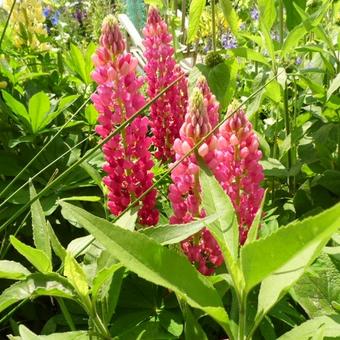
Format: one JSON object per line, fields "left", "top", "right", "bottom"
{"left": 143, "top": 7, "right": 188, "bottom": 162}
{"left": 91, "top": 15, "right": 159, "bottom": 226}
{"left": 169, "top": 86, "right": 223, "bottom": 275}
{"left": 214, "top": 104, "right": 264, "bottom": 243}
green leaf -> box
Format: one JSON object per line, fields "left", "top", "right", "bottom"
{"left": 115, "top": 207, "right": 138, "bottom": 231}
{"left": 28, "top": 92, "right": 51, "bottom": 134}
{"left": 159, "top": 309, "right": 183, "bottom": 338}
{"left": 47, "top": 221, "right": 67, "bottom": 262}
{"left": 0, "top": 273, "right": 75, "bottom": 314}
{"left": 277, "top": 315, "right": 340, "bottom": 340}
{"left": 84, "top": 104, "right": 98, "bottom": 126}
{"left": 241, "top": 202, "right": 340, "bottom": 292}
{"left": 327, "top": 73, "right": 340, "bottom": 101}
{"left": 260, "top": 158, "right": 288, "bottom": 177}
{"left": 229, "top": 48, "right": 269, "bottom": 66}
{"left": 64, "top": 252, "right": 89, "bottom": 297}
{"left": 67, "top": 44, "right": 90, "bottom": 84}
{"left": 291, "top": 253, "right": 340, "bottom": 318}
{"left": 16, "top": 324, "right": 88, "bottom": 339}
{"left": 2, "top": 90, "right": 30, "bottom": 130}
{"left": 67, "top": 235, "right": 93, "bottom": 257}
{"left": 199, "top": 162, "right": 239, "bottom": 259}
{"left": 10, "top": 236, "right": 52, "bottom": 273}
{"left": 92, "top": 264, "right": 125, "bottom": 324}
{"left": 141, "top": 213, "right": 220, "bottom": 245}
{"left": 282, "top": 25, "right": 307, "bottom": 56}
{"left": 219, "top": 0, "right": 239, "bottom": 36}
{"left": 258, "top": 0, "right": 276, "bottom": 31}
{"left": 180, "top": 300, "right": 208, "bottom": 340}
{"left": 0, "top": 260, "right": 31, "bottom": 280}
{"left": 42, "top": 95, "right": 79, "bottom": 128}
{"left": 60, "top": 202, "right": 231, "bottom": 334}
{"left": 187, "top": 0, "right": 206, "bottom": 43}
{"left": 283, "top": 0, "right": 306, "bottom": 30}
{"left": 29, "top": 181, "right": 51, "bottom": 261}
{"left": 62, "top": 196, "right": 101, "bottom": 202}
{"left": 245, "top": 191, "right": 266, "bottom": 245}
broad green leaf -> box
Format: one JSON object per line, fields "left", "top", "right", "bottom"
{"left": 28, "top": 92, "right": 50, "bottom": 134}
{"left": 42, "top": 95, "right": 79, "bottom": 128}
{"left": 327, "top": 73, "right": 340, "bottom": 100}
{"left": 291, "top": 253, "right": 340, "bottom": 318}
{"left": 283, "top": 0, "right": 306, "bottom": 30}
{"left": 92, "top": 264, "right": 125, "bottom": 324}
{"left": 228, "top": 48, "right": 269, "bottom": 66}
{"left": 199, "top": 162, "right": 244, "bottom": 293}
{"left": 0, "top": 273, "right": 75, "bottom": 314}
{"left": 67, "top": 44, "right": 89, "bottom": 84}
{"left": 2, "top": 90, "right": 30, "bottom": 129}
{"left": 277, "top": 315, "right": 340, "bottom": 340}
{"left": 282, "top": 25, "right": 307, "bottom": 56}
{"left": 47, "top": 221, "right": 67, "bottom": 262}
{"left": 219, "top": 0, "right": 239, "bottom": 36}
{"left": 199, "top": 162, "right": 239, "bottom": 259}
{"left": 159, "top": 309, "right": 183, "bottom": 338}
{"left": 241, "top": 202, "right": 340, "bottom": 293}
{"left": 245, "top": 191, "right": 266, "bottom": 245}
{"left": 179, "top": 300, "right": 208, "bottom": 340}
{"left": 64, "top": 252, "right": 89, "bottom": 297}
{"left": 60, "top": 202, "right": 231, "bottom": 333}
{"left": 67, "top": 235, "right": 94, "bottom": 257}
{"left": 258, "top": 0, "right": 276, "bottom": 31}
{"left": 115, "top": 206, "right": 138, "bottom": 231}
{"left": 141, "top": 213, "right": 220, "bottom": 245}
{"left": 16, "top": 324, "right": 88, "bottom": 339}
{"left": 0, "top": 260, "right": 30, "bottom": 280}
{"left": 260, "top": 158, "right": 288, "bottom": 177}
{"left": 29, "top": 181, "right": 51, "bottom": 261}
{"left": 84, "top": 103, "right": 98, "bottom": 125}
{"left": 187, "top": 0, "right": 206, "bottom": 43}
{"left": 10, "top": 236, "right": 52, "bottom": 273}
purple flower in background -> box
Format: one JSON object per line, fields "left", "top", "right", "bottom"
{"left": 221, "top": 30, "right": 237, "bottom": 49}
{"left": 296, "top": 56, "right": 302, "bottom": 65}
{"left": 51, "top": 10, "right": 60, "bottom": 26}
{"left": 43, "top": 6, "right": 51, "bottom": 17}
{"left": 74, "top": 8, "right": 87, "bottom": 24}
{"left": 251, "top": 7, "right": 259, "bottom": 21}
{"left": 204, "top": 39, "right": 212, "bottom": 53}
{"left": 240, "top": 22, "right": 246, "bottom": 30}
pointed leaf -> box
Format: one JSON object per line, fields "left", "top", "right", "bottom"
{"left": 29, "top": 181, "right": 51, "bottom": 261}
{"left": 47, "top": 221, "right": 67, "bottom": 262}
{"left": 0, "top": 260, "right": 30, "bottom": 280}
{"left": 64, "top": 252, "right": 89, "bottom": 297}
{"left": 220, "top": 0, "right": 239, "bottom": 36}
{"left": 241, "top": 202, "right": 340, "bottom": 293}
{"left": 10, "top": 236, "right": 52, "bottom": 273}
{"left": 28, "top": 92, "right": 50, "bottom": 133}
{"left": 17, "top": 325, "right": 89, "bottom": 339}
{"left": 141, "top": 213, "right": 221, "bottom": 245}
{"left": 187, "top": 0, "right": 206, "bottom": 43}
{"left": 0, "top": 273, "right": 75, "bottom": 314}
{"left": 60, "top": 202, "right": 231, "bottom": 333}
{"left": 277, "top": 315, "right": 340, "bottom": 340}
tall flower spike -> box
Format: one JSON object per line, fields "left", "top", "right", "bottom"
{"left": 169, "top": 88, "right": 223, "bottom": 275}
{"left": 91, "top": 15, "right": 159, "bottom": 226}
{"left": 143, "top": 7, "right": 188, "bottom": 162}
{"left": 214, "top": 104, "right": 264, "bottom": 243}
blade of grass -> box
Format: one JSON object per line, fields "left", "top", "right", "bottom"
{"left": 0, "top": 0, "right": 17, "bottom": 50}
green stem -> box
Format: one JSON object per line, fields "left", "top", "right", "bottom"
{"left": 0, "top": 0, "right": 17, "bottom": 51}
{"left": 57, "top": 298, "right": 76, "bottom": 331}
{"left": 211, "top": 0, "right": 216, "bottom": 52}
{"left": 238, "top": 294, "right": 247, "bottom": 340}
{"left": 283, "top": 81, "right": 292, "bottom": 193}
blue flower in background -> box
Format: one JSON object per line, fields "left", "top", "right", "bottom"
{"left": 221, "top": 31, "right": 237, "bottom": 49}
{"left": 296, "top": 57, "right": 302, "bottom": 65}
{"left": 51, "top": 10, "right": 60, "bottom": 26}
{"left": 271, "top": 31, "right": 280, "bottom": 42}
{"left": 251, "top": 7, "right": 259, "bottom": 21}
{"left": 43, "top": 6, "right": 51, "bottom": 17}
